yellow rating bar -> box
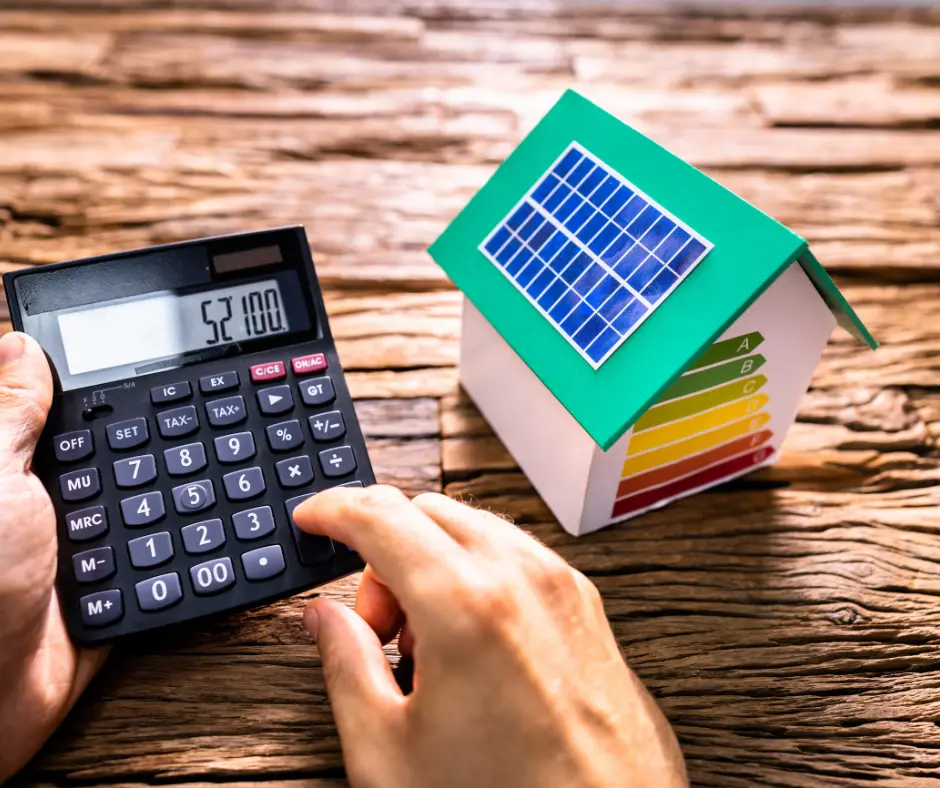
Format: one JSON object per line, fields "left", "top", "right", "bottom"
{"left": 622, "top": 411, "right": 772, "bottom": 477}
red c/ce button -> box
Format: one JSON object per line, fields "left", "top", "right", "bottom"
{"left": 250, "top": 361, "right": 286, "bottom": 383}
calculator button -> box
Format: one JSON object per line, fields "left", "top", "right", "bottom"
{"left": 266, "top": 419, "right": 303, "bottom": 452}
{"left": 157, "top": 405, "right": 199, "bottom": 439}
{"left": 66, "top": 505, "right": 109, "bottom": 542}
{"left": 292, "top": 353, "right": 327, "bottom": 376}
{"left": 222, "top": 467, "right": 266, "bottom": 501}
{"left": 164, "top": 442, "right": 207, "bottom": 476}
{"left": 127, "top": 531, "right": 174, "bottom": 568}
{"left": 181, "top": 518, "right": 226, "bottom": 554}
{"left": 59, "top": 467, "right": 101, "bottom": 502}
{"left": 276, "top": 456, "right": 314, "bottom": 488}
{"left": 54, "top": 429, "right": 93, "bottom": 463}
{"left": 258, "top": 384, "right": 293, "bottom": 416}
{"left": 232, "top": 506, "right": 276, "bottom": 540}
{"left": 250, "top": 361, "right": 286, "bottom": 383}
{"left": 200, "top": 371, "right": 239, "bottom": 394}
{"left": 310, "top": 410, "right": 346, "bottom": 443}
{"left": 285, "top": 493, "right": 335, "bottom": 565}
{"left": 319, "top": 446, "right": 357, "bottom": 478}
{"left": 172, "top": 480, "right": 216, "bottom": 514}
{"left": 72, "top": 546, "right": 115, "bottom": 583}
{"left": 242, "top": 544, "right": 286, "bottom": 581}
{"left": 150, "top": 381, "right": 192, "bottom": 405}
{"left": 214, "top": 431, "right": 255, "bottom": 464}
{"left": 299, "top": 376, "right": 335, "bottom": 407}
{"left": 206, "top": 395, "right": 246, "bottom": 428}
{"left": 190, "top": 557, "right": 235, "bottom": 596}
{"left": 136, "top": 572, "right": 183, "bottom": 612}
{"left": 107, "top": 417, "right": 149, "bottom": 450}
{"left": 80, "top": 589, "right": 123, "bottom": 628}
{"left": 121, "top": 491, "right": 166, "bottom": 527}
{"left": 113, "top": 454, "right": 157, "bottom": 488}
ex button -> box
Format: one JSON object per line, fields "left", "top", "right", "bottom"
{"left": 60, "top": 468, "right": 100, "bottom": 502}
{"left": 80, "top": 589, "right": 123, "bottom": 628}
{"left": 106, "top": 417, "right": 149, "bottom": 451}
{"left": 54, "top": 429, "right": 93, "bottom": 463}
{"left": 200, "top": 371, "right": 239, "bottom": 394}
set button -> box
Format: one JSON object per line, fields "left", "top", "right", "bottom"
{"left": 106, "top": 417, "right": 149, "bottom": 451}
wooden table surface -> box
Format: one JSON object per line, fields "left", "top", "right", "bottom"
{"left": 4, "top": 2, "right": 940, "bottom": 786}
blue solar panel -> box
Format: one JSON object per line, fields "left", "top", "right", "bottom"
{"left": 479, "top": 143, "right": 713, "bottom": 368}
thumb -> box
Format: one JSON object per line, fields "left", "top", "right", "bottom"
{"left": 305, "top": 597, "right": 404, "bottom": 772}
{"left": 0, "top": 332, "right": 52, "bottom": 472}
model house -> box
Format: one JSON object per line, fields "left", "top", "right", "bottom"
{"left": 429, "top": 90, "right": 876, "bottom": 536}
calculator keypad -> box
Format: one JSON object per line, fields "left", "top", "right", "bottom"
{"left": 106, "top": 417, "right": 149, "bottom": 450}
{"left": 136, "top": 573, "right": 182, "bottom": 611}
{"left": 48, "top": 346, "right": 370, "bottom": 644}
{"left": 164, "top": 442, "right": 207, "bottom": 476}
{"left": 60, "top": 468, "right": 101, "bottom": 501}
{"left": 157, "top": 405, "right": 199, "bottom": 439}
{"left": 113, "top": 455, "right": 157, "bottom": 488}
{"left": 172, "top": 480, "right": 215, "bottom": 513}
{"left": 222, "top": 467, "right": 266, "bottom": 500}
{"left": 214, "top": 432, "right": 255, "bottom": 464}
{"left": 190, "top": 557, "right": 235, "bottom": 595}
{"left": 128, "top": 531, "right": 174, "bottom": 568}
{"left": 181, "top": 519, "right": 226, "bottom": 554}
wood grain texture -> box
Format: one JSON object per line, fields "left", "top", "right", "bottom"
{"left": 4, "top": 3, "right": 940, "bottom": 787}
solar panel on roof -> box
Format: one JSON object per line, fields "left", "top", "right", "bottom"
{"left": 479, "top": 143, "right": 713, "bottom": 369}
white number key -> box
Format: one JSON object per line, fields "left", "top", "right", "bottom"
{"left": 189, "top": 557, "right": 235, "bottom": 596}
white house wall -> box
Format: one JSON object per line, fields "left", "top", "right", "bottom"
{"left": 459, "top": 299, "right": 597, "bottom": 535}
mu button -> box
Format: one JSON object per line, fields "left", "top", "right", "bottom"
{"left": 59, "top": 467, "right": 101, "bottom": 502}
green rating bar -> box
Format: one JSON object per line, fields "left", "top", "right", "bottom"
{"left": 689, "top": 331, "right": 765, "bottom": 371}
{"left": 635, "top": 373, "right": 768, "bottom": 432}
{"left": 657, "top": 354, "right": 766, "bottom": 403}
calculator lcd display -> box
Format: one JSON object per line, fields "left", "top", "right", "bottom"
{"left": 58, "top": 279, "right": 290, "bottom": 376}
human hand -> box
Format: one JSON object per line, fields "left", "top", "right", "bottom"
{"left": 0, "top": 332, "right": 108, "bottom": 782}
{"left": 294, "top": 485, "right": 688, "bottom": 788}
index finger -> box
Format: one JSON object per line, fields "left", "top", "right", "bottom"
{"left": 292, "top": 484, "right": 465, "bottom": 605}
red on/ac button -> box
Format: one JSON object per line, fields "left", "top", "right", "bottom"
{"left": 292, "top": 353, "right": 327, "bottom": 375}
{"left": 250, "top": 361, "right": 286, "bottom": 383}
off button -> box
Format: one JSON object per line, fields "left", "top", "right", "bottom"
{"left": 53, "top": 429, "right": 94, "bottom": 463}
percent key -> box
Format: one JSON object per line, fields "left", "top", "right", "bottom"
{"left": 266, "top": 419, "right": 303, "bottom": 451}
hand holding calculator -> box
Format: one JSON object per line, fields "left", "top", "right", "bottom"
{"left": 3, "top": 227, "right": 373, "bottom": 646}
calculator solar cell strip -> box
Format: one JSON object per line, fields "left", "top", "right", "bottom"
{"left": 479, "top": 143, "right": 713, "bottom": 369}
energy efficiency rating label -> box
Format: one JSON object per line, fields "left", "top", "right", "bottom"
{"left": 612, "top": 331, "right": 774, "bottom": 518}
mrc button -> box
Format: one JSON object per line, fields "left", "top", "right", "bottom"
{"left": 53, "top": 429, "right": 94, "bottom": 463}
{"left": 292, "top": 353, "right": 327, "bottom": 376}
{"left": 250, "top": 360, "right": 286, "bottom": 383}
{"left": 106, "top": 417, "right": 149, "bottom": 450}
{"left": 66, "top": 505, "right": 108, "bottom": 542}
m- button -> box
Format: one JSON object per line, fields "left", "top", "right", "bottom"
{"left": 53, "top": 429, "right": 94, "bottom": 463}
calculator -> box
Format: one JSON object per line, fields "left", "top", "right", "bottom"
{"left": 2, "top": 227, "right": 373, "bottom": 646}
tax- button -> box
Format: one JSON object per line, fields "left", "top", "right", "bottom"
{"left": 60, "top": 468, "right": 100, "bottom": 502}
{"left": 157, "top": 405, "right": 198, "bottom": 439}
{"left": 80, "top": 589, "right": 123, "bottom": 628}
{"left": 72, "top": 546, "right": 115, "bottom": 583}
{"left": 106, "top": 417, "right": 149, "bottom": 450}
{"left": 54, "top": 429, "right": 93, "bottom": 463}
{"left": 150, "top": 381, "right": 192, "bottom": 405}
{"left": 206, "top": 396, "right": 246, "bottom": 428}
{"left": 250, "top": 360, "right": 286, "bottom": 383}
{"left": 200, "top": 371, "right": 239, "bottom": 394}
{"left": 66, "top": 505, "right": 108, "bottom": 542}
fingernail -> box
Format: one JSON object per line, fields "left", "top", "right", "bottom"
{"left": 304, "top": 601, "right": 320, "bottom": 641}
{"left": 0, "top": 333, "right": 26, "bottom": 368}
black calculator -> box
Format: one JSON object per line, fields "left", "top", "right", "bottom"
{"left": 2, "top": 227, "right": 373, "bottom": 646}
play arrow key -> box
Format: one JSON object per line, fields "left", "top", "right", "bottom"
{"left": 257, "top": 384, "right": 293, "bottom": 415}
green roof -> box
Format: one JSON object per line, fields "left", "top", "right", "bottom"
{"left": 429, "top": 90, "right": 875, "bottom": 451}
